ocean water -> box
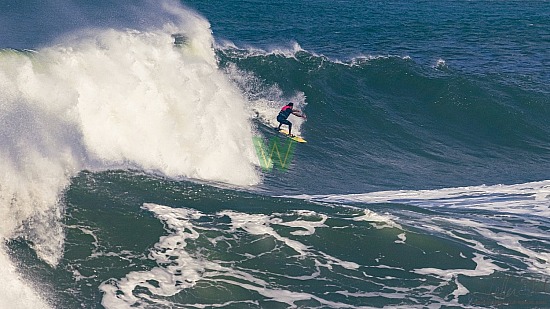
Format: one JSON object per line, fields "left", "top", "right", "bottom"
{"left": 1, "top": 0, "right": 549, "bottom": 308}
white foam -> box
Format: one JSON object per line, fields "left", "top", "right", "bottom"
{"left": 219, "top": 209, "right": 357, "bottom": 271}
{"left": 443, "top": 217, "right": 550, "bottom": 276}
{"left": 434, "top": 58, "right": 447, "bottom": 69}
{"left": 59, "top": 24, "right": 260, "bottom": 185}
{"left": 1, "top": 0, "right": 261, "bottom": 246}
{"left": 0, "top": 246, "right": 51, "bottom": 309}
{"left": 217, "top": 40, "right": 411, "bottom": 70}
{"left": 220, "top": 210, "right": 310, "bottom": 256}
{"left": 352, "top": 209, "right": 402, "bottom": 230}
{"left": 289, "top": 180, "right": 550, "bottom": 283}
{"left": 291, "top": 180, "right": 550, "bottom": 217}
{"left": 101, "top": 204, "right": 366, "bottom": 308}
{"left": 413, "top": 253, "right": 503, "bottom": 304}
{"left": 395, "top": 233, "right": 406, "bottom": 244}
{"left": 1, "top": 0, "right": 265, "bottom": 304}
{"left": 414, "top": 253, "right": 503, "bottom": 279}
{"left": 216, "top": 41, "right": 305, "bottom": 61}
{"left": 272, "top": 211, "right": 327, "bottom": 236}
{"left": 100, "top": 203, "right": 208, "bottom": 307}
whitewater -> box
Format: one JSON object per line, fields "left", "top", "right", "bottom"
{"left": 0, "top": 2, "right": 264, "bottom": 307}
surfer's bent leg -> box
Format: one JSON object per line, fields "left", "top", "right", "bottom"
{"left": 277, "top": 115, "right": 292, "bottom": 133}
{"left": 282, "top": 120, "right": 292, "bottom": 134}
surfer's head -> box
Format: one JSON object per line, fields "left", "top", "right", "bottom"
{"left": 288, "top": 102, "right": 294, "bottom": 106}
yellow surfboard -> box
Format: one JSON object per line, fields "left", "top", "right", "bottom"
{"left": 279, "top": 129, "right": 307, "bottom": 143}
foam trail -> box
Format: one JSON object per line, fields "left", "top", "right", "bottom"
{"left": 290, "top": 180, "right": 550, "bottom": 279}
{"left": 0, "top": 0, "right": 260, "bottom": 305}
{"left": 101, "top": 204, "right": 362, "bottom": 308}
{"left": 291, "top": 180, "right": 550, "bottom": 217}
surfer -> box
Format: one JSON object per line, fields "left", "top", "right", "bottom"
{"left": 276, "top": 102, "right": 306, "bottom": 137}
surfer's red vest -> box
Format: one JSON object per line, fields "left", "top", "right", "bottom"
{"left": 278, "top": 105, "right": 293, "bottom": 119}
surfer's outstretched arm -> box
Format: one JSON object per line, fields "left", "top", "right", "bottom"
{"left": 292, "top": 110, "right": 307, "bottom": 119}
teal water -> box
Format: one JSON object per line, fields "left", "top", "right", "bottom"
{"left": 1, "top": 0, "right": 549, "bottom": 308}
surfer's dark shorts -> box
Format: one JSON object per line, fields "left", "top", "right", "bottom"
{"left": 277, "top": 115, "right": 291, "bottom": 126}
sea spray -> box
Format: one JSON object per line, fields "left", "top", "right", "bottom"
{"left": 52, "top": 26, "right": 260, "bottom": 184}
{"left": 0, "top": 1, "right": 261, "bottom": 306}
{"left": 0, "top": 1, "right": 260, "bottom": 235}
{"left": 0, "top": 248, "right": 51, "bottom": 308}
{"left": 0, "top": 49, "right": 82, "bottom": 264}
